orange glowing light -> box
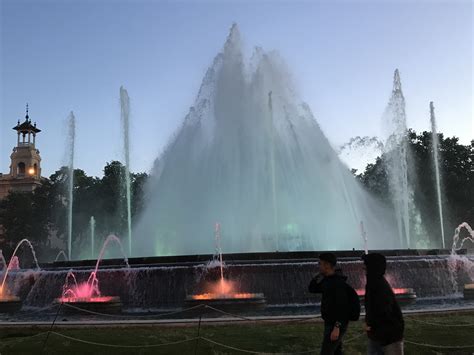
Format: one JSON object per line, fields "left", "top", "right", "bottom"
{"left": 356, "top": 288, "right": 412, "bottom": 296}
{"left": 190, "top": 292, "right": 257, "bottom": 300}
{"left": 188, "top": 278, "right": 262, "bottom": 300}
{"left": 58, "top": 296, "right": 117, "bottom": 303}
{"left": 28, "top": 168, "right": 35, "bottom": 175}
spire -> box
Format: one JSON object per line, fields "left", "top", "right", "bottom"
{"left": 25, "top": 103, "right": 29, "bottom": 121}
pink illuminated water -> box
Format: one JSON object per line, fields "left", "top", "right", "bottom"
{"left": 59, "top": 235, "right": 129, "bottom": 303}
{"left": 0, "top": 239, "right": 40, "bottom": 298}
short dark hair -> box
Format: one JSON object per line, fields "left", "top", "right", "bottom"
{"left": 362, "top": 253, "right": 386, "bottom": 275}
{"left": 319, "top": 252, "right": 337, "bottom": 267}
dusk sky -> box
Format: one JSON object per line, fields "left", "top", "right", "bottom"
{"left": 1, "top": 0, "right": 472, "bottom": 177}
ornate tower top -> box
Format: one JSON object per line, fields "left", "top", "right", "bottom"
{"left": 13, "top": 104, "right": 41, "bottom": 140}
{"left": 9, "top": 104, "right": 42, "bottom": 179}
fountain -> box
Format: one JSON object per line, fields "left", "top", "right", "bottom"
{"left": 185, "top": 224, "right": 266, "bottom": 313}
{"left": 0, "top": 239, "right": 40, "bottom": 313}
{"left": 57, "top": 235, "right": 129, "bottom": 313}
{"left": 430, "top": 102, "right": 446, "bottom": 248}
{"left": 67, "top": 112, "right": 76, "bottom": 260}
{"left": 54, "top": 250, "right": 68, "bottom": 262}
{"left": 120, "top": 87, "right": 132, "bottom": 256}
{"left": 382, "top": 69, "right": 411, "bottom": 248}
{"left": 449, "top": 222, "right": 474, "bottom": 299}
{"left": 90, "top": 216, "right": 96, "bottom": 258}
{"left": 135, "top": 23, "right": 400, "bottom": 256}
{"left": 0, "top": 250, "right": 6, "bottom": 270}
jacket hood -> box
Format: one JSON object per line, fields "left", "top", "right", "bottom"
{"left": 331, "top": 268, "right": 348, "bottom": 281}
{"left": 362, "top": 253, "right": 386, "bottom": 276}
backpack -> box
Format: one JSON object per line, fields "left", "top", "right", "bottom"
{"left": 346, "top": 283, "right": 361, "bottom": 321}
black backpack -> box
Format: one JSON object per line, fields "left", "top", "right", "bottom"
{"left": 346, "top": 284, "right": 361, "bottom": 321}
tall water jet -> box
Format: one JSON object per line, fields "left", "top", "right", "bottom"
{"left": 120, "top": 87, "right": 132, "bottom": 256}
{"left": 214, "top": 223, "right": 225, "bottom": 293}
{"left": 268, "top": 91, "right": 279, "bottom": 249}
{"left": 430, "top": 102, "right": 445, "bottom": 248}
{"left": 67, "top": 112, "right": 76, "bottom": 260}
{"left": 90, "top": 216, "right": 96, "bottom": 258}
{"left": 135, "top": 24, "right": 399, "bottom": 255}
{"left": 383, "top": 69, "right": 411, "bottom": 247}
{"left": 360, "top": 221, "right": 368, "bottom": 255}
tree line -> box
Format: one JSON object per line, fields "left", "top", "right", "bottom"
{"left": 0, "top": 161, "right": 147, "bottom": 260}
{"left": 358, "top": 130, "right": 474, "bottom": 246}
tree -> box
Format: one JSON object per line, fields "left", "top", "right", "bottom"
{"left": 359, "top": 131, "right": 474, "bottom": 244}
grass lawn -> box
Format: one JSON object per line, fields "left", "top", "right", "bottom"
{"left": 0, "top": 311, "right": 473, "bottom": 354}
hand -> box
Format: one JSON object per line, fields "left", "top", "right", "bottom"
{"left": 364, "top": 323, "right": 371, "bottom": 333}
{"left": 330, "top": 327, "right": 340, "bottom": 341}
{"left": 315, "top": 273, "right": 324, "bottom": 282}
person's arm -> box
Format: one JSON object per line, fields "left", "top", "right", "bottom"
{"left": 308, "top": 274, "right": 324, "bottom": 293}
{"left": 366, "top": 281, "right": 391, "bottom": 328}
{"left": 334, "top": 282, "right": 349, "bottom": 323}
{"left": 330, "top": 282, "right": 349, "bottom": 341}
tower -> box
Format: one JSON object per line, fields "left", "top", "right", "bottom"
{"left": 0, "top": 105, "right": 43, "bottom": 199}
{"left": 10, "top": 104, "right": 42, "bottom": 179}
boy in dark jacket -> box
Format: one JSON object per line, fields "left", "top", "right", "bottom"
{"left": 362, "top": 253, "right": 404, "bottom": 355}
{"left": 308, "top": 253, "right": 350, "bottom": 355}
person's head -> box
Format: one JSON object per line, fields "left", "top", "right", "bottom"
{"left": 362, "top": 253, "right": 386, "bottom": 277}
{"left": 319, "top": 252, "right": 337, "bottom": 275}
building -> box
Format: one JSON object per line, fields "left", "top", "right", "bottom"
{"left": 0, "top": 105, "right": 43, "bottom": 200}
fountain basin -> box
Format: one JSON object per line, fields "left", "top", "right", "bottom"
{"left": 0, "top": 296, "right": 22, "bottom": 313}
{"left": 463, "top": 284, "right": 474, "bottom": 300}
{"left": 56, "top": 296, "right": 122, "bottom": 314}
{"left": 185, "top": 293, "right": 266, "bottom": 314}
{"left": 357, "top": 288, "right": 417, "bottom": 306}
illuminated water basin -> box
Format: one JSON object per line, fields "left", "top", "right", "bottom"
{"left": 56, "top": 295, "right": 122, "bottom": 314}
{"left": 356, "top": 287, "right": 417, "bottom": 306}
{"left": 57, "top": 296, "right": 118, "bottom": 303}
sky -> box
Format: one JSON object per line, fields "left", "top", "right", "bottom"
{"left": 0, "top": 0, "right": 472, "bottom": 177}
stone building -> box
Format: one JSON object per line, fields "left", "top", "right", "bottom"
{"left": 0, "top": 105, "right": 43, "bottom": 199}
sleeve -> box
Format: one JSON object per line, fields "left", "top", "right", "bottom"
{"left": 366, "top": 281, "right": 392, "bottom": 326}
{"left": 308, "top": 274, "right": 324, "bottom": 293}
{"left": 334, "top": 282, "right": 349, "bottom": 323}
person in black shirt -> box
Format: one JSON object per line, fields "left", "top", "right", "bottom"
{"left": 362, "top": 253, "right": 404, "bottom": 355}
{"left": 309, "top": 253, "right": 350, "bottom": 355}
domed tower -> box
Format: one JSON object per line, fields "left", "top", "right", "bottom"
{"left": 10, "top": 104, "right": 42, "bottom": 179}
{"left": 0, "top": 105, "right": 43, "bottom": 199}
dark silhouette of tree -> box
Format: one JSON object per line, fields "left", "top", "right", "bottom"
{"left": 359, "top": 130, "right": 474, "bottom": 242}
{"left": 0, "top": 161, "right": 148, "bottom": 260}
